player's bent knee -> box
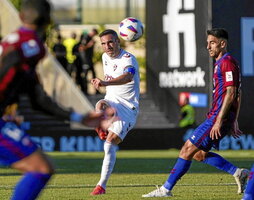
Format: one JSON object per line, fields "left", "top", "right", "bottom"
{"left": 179, "top": 140, "right": 199, "bottom": 160}
{"left": 193, "top": 151, "right": 206, "bottom": 162}
{"left": 12, "top": 150, "right": 55, "bottom": 174}
{"left": 95, "top": 100, "right": 110, "bottom": 112}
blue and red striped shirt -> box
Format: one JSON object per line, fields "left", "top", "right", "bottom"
{"left": 0, "top": 27, "right": 45, "bottom": 115}
{"left": 207, "top": 53, "right": 241, "bottom": 122}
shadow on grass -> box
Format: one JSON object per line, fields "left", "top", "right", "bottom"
{"left": 0, "top": 156, "right": 253, "bottom": 176}
{"left": 52, "top": 157, "right": 254, "bottom": 174}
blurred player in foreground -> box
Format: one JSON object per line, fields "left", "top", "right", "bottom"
{"left": 0, "top": 0, "right": 114, "bottom": 199}
{"left": 242, "top": 165, "right": 254, "bottom": 199}
{"left": 142, "top": 28, "right": 249, "bottom": 197}
{"left": 90, "top": 29, "right": 140, "bottom": 195}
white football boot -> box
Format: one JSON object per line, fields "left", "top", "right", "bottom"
{"left": 234, "top": 168, "right": 249, "bottom": 194}
{"left": 142, "top": 186, "right": 172, "bottom": 198}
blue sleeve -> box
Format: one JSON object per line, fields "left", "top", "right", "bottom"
{"left": 123, "top": 66, "right": 135, "bottom": 75}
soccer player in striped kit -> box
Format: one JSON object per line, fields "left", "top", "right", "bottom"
{"left": 0, "top": 1, "right": 114, "bottom": 199}
{"left": 143, "top": 28, "right": 249, "bottom": 197}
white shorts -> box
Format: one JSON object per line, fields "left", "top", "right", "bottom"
{"left": 100, "top": 99, "right": 138, "bottom": 141}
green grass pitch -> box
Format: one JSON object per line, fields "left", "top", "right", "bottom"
{"left": 0, "top": 150, "right": 253, "bottom": 199}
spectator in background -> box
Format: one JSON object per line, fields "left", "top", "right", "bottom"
{"left": 73, "top": 29, "right": 98, "bottom": 95}
{"left": 63, "top": 32, "right": 77, "bottom": 74}
{"left": 179, "top": 93, "right": 195, "bottom": 128}
{"left": 82, "top": 28, "right": 98, "bottom": 80}
{"left": 73, "top": 33, "right": 89, "bottom": 94}
{"left": 52, "top": 34, "right": 68, "bottom": 71}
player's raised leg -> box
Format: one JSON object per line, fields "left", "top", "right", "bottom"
{"left": 94, "top": 100, "right": 111, "bottom": 140}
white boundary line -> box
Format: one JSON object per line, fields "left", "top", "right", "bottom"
{"left": 0, "top": 183, "right": 237, "bottom": 189}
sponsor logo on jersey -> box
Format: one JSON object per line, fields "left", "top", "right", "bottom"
{"left": 226, "top": 71, "right": 233, "bottom": 82}
{"left": 113, "top": 64, "right": 117, "bottom": 71}
{"left": 123, "top": 53, "right": 131, "bottom": 58}
{"left": 21, "top": 39, "right": 40, "bottom": 58}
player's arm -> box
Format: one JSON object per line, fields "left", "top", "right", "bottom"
{"left": 0, "top": 49, "right": 21, "bottom": 81}
{"left": 210, "top": 85, "right": 237, "bottom": 140}
{"left": 30, "top": 82, "right": 114, "bottom": 129}
{"left": 231, "top": 89, "right": 243, "bottom": 138}
{"left": 29, "top": 83, "right": 71, "bottom": 120}
{"left": 91, "top": 65, "right": 134, "bottom": 89}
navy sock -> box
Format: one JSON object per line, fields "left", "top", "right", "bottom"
{"left": 11, "top": 172, "right": 52, "bottom": 200}
{"left": 242, "top": 164, "right": 254, "bottom": 200}
{"left": 202, "top": 152, "right": 237, "bottom": 175}
{"left": 163, "top": 157, "right": 192, "bottom": 190}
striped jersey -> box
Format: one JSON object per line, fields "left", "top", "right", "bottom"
{"left": 207, "top": 53, "right": 241, "bottom": 122}
{"left": 0, "top": 27, "right": 45, "bottom": 115}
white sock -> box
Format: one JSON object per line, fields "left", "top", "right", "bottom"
{"left": 97, "top": 141, "right": 117, "bottom": 189}
{"left": 233, "top": 168, "right": 241, "bottom": 177}
{"left": 161, "top": 185, "right": 169, "bottom": 192}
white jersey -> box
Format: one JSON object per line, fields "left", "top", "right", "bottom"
{"left": 102, "top": 49, "right": 140, "bottom": 111}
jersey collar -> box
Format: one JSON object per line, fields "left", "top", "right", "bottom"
{"left": 214, "top": 52, "right": 229, "bottom": 66}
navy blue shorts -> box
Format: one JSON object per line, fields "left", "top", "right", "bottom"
{"left": 0, "top": 119, "right": 38, "bottom": 166}
{"left": 189, "top": 118, "right": 232, "bottom": 152}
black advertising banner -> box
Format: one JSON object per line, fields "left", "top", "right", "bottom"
{"left": 29, "top": 128, "right": 254, "bottom": 151}
{"left": 146, "top": 0, "right": 211, "bottom": 126}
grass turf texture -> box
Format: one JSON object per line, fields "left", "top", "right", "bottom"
{"left": 0, "top": 150, "right": 253, "bottom": 199}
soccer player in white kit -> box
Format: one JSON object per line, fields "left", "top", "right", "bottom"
{"left": 90, "top": 29, "right": 140, "bottom": 195}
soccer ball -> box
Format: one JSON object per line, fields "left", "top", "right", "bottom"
{"left": 119, "top": 17, "right": 144, "bottom": 42}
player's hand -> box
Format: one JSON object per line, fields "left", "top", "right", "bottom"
{"left": 91, "top": 78, "right": 102, "bottom": 90}
{"left": 210, "top": 120, "right": 222, "bottom": 140}
{"left": 2, "top": 115, "right": 24, "bottom": 125}
{"left": 231, "top": 121, "right": 243, "bottom": 139}
{"left": 91, "top": 78, "right": 108, "bottom": 90}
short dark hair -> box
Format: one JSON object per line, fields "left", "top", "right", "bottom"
{"left": 57, "top": 34, "right": 62, "bottom": 41}
{"left": 207, "top": 28, "right": 228, "bottom": 40}
{"left": 92, "top": 28, "right": 98, "bottom": 35}
{"left": 99, "top": 29, "right": 118, "bottom": 39}
{"left": 20, "top": 0, "right": 51, "bottom": 27}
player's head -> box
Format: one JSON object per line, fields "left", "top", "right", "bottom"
{"left": 20, "top": 0, "right": 51, "bottom": 28}
{"left": 206, "top": 28, "right": 228, "bottom": 59}
{"left": 207, "top": 28, "right": 228, "bottom": 41}
{"left": 99, "top": 29, "right": 121, "bottom": 58}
